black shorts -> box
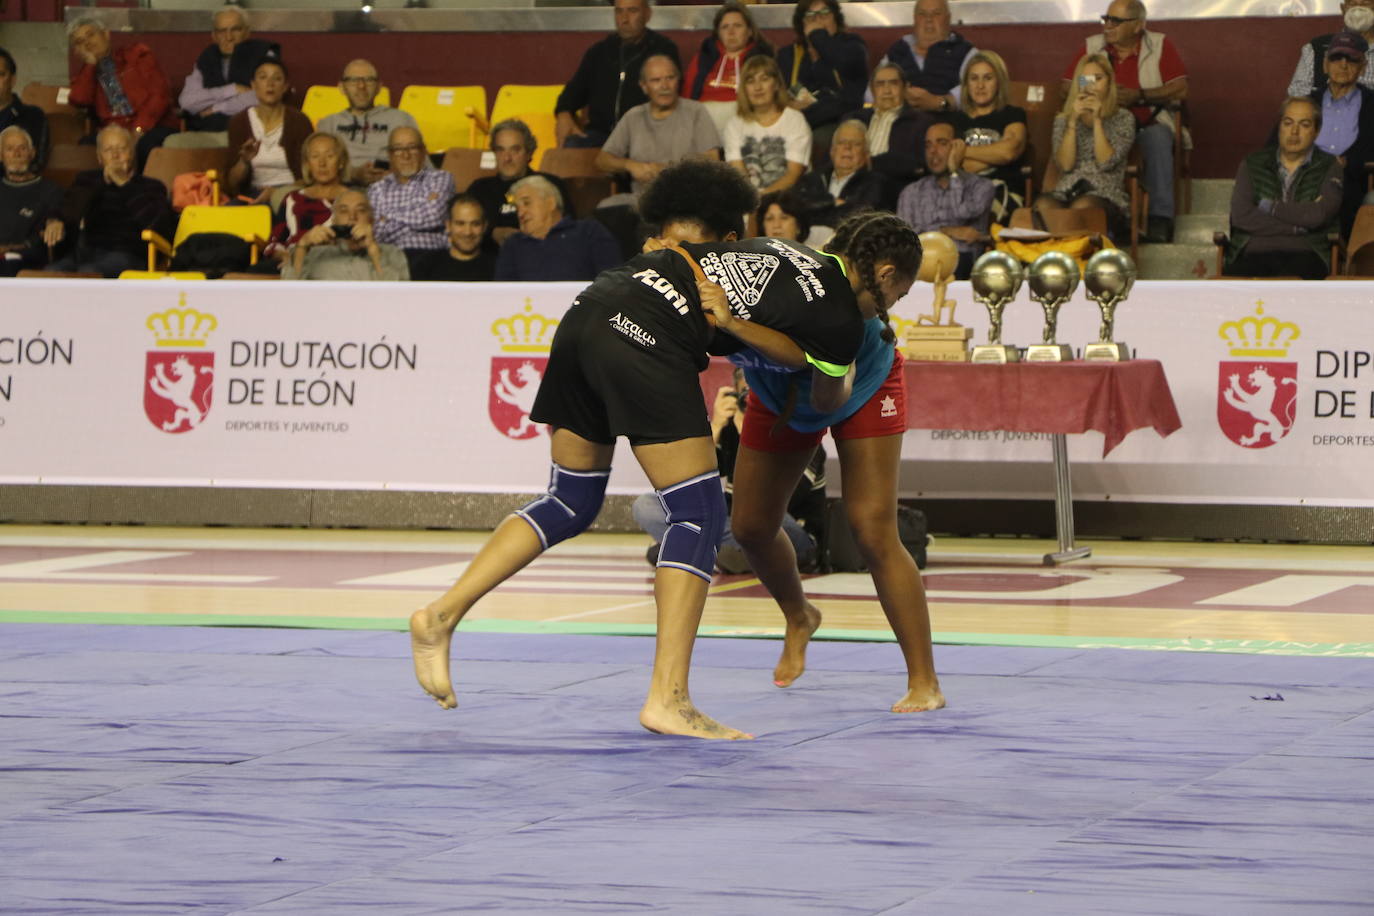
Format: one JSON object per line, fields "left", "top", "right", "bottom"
{"left": 530, "top": 295, "right": 711, "bottom": 446}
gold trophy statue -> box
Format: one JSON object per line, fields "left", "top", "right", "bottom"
{"left": 969, "top": 250, "right": 1024, "bottom": 364}
{"left": 1082, "top": 248, "right": 1136, "bottom": 361}
{"left": 904, "top": 231, "right": 973, "bottom": 361}
{"left": 1025, "top": 250, "right": 1079, "bottom": 362}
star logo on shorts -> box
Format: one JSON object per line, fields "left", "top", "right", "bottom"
{"left": 880, "top": 395, "right": 898, "bottom": 418}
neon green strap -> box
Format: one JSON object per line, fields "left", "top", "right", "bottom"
{"left": 806, "top": 353, "right": 850, "bottom": 377}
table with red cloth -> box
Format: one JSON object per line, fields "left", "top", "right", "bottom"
{"left": 700, "top": 358, "right": 1183, "bottom": 563}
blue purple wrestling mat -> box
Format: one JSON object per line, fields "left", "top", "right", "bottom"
{"left": 2, "top": 624, "right": 1372, "bottom": 914}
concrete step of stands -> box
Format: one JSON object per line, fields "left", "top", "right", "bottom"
{"left": 1137, "top": 241, "right": 1217, "bottom": 280}
{"left": 1187, "top": 178, "right": 1234, "bottom": 216}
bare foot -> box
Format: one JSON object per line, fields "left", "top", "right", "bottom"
{"left": 891, "top": 684, "right": 946, "bottom": 714}
{"left": 409, "top": 606, "right": 457, "bottom": 709}
{"left": 773, "top": 603, "right": 822, "bottom": 687}
{"left": 639, "top": 697, "right": 753, "bottom": 740}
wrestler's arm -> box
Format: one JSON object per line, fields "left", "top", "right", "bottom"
{"left": 697, "top": 277, "right": 808, "bottom": 369}
{"left": 809, "top": 361, "right": 855, "bottom": 414}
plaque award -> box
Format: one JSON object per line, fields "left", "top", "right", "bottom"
{"left": 968, "top": 250, "right": 1024, "bottom": 364}
{"left": 1082, "top": 248, "right": 1136, "bottom": 361}
{"left": 904, "top": 232, "right": 973, "bottom": 362}
{"left": 1025, "top": 251, "right": 1079, "bottom": 362}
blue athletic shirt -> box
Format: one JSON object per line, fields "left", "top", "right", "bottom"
{"left": 734, "top": 317, "right": 895, "bottom": 433}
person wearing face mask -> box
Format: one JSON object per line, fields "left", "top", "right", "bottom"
{"left": 1288, "top": 0, "right": 1374, "bottom": 98}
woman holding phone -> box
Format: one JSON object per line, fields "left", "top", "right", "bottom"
{"left": 1034, "top": 53, "right": 1135, "bottom": 238}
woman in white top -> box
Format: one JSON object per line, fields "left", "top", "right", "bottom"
{"left": 226, "top": 56, "right": 313, "bottom": 201}
{"left": 724, "top": 56, "right": 812, "bottom": 195}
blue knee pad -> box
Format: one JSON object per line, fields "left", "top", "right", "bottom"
{"left": 516, "top": 463, "right": 610, "bottom": 550}
{"left": 655, "top": 471, "right": 727, "bottom": 581}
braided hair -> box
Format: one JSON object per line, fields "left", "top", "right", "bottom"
{"left": 638, "top": 159, "right": 759, "bottom": 241}
{"left": 824, "top": 211, "right": 922, "bottom": 344}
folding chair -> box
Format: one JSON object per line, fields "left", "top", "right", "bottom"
{"left": 42, "top": 143, "right": 98, "bottom": 188}
{"left": 143, "top": 147, "right": 233, "bottom": 199}
{"left": 539, "top": 148, "right": 613, "bottom": 217}
{"left": 439, "top": 147, "right": 496, "bottom": 193}
{"left": 142, "top": 204, "right": 271, "bottom": 272}
{"left": 1344, "top": 204, "right": 1374, "bottom": 276}
{"left": 490, "top": 85, "right": 564, "bottom": 169}
{"left": 399, "top": 85, "right": 487, "bottom": 151}
{"left": 301, "top": 84, "right": 391, "bottom": 127}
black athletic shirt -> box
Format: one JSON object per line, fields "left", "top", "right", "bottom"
{"left": 582, "top": 237, "right": 864, "bottom": 374}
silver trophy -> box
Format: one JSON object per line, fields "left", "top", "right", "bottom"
{"left": 969, "top": 251, "right": 1024, "bottom": 364}
{"left": 1025, "top": 251, "right": 1080, "bottom": 362}
{"left": 1082, "top": 249, "right": 1136, "bottom": 361}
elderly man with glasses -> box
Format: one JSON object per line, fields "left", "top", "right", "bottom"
{"left": 1061, "top": 0, "right": 1189, "bottom": 243}
{"left": 177, "top": 6, "right": 280, "bottom": 134}
{"left": 366, "top": 125, "right": 454, "bottom": 275}
{"left": 317, "top": 59, "right": 418, "bottom": 185}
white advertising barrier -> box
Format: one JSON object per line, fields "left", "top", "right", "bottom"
{"left": 886, "top": 279, "right": 1374, "bottom": 507}
{"left": 1, "top": 278, "right": 1372, "bottom": 507}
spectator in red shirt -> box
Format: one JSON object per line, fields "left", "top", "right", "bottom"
{"left": 1061, "top": 0, "right": 1188, "bottom": 243}
{"left": 684, "top": 1, "right": 774, "bottom": 138}
{"left": 67, "top": 16, "right": 178, "bottom": 168}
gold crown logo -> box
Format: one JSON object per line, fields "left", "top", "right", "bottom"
{"left": 147, "top": 295, "right": 218, "bottom": 348}
{"left": 492, "top": 299, "right": 558, "bottom": 353}
{"left": 1218, "top": 302, "right": 1299, "bottom": 358}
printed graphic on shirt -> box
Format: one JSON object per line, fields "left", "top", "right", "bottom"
{"left": 631, "top": 267, "right": 689, "bottom": 315}
{"left": 741, "top": 135, "right": 789, "bottom": 188}
{"left": 608, "top": 311, "right": 658, "bottom": 349}
{"left": 963, "top": 126, "right": 1004, "bottom": 147}
{"left": 697, "top": 251, "right": 779, "bottom": 317}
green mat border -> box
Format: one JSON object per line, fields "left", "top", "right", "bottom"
{"left": 3, "top": 610, "right": 1372, "bottom": 657}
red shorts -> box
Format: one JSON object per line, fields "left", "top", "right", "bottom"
{"left": 740, "top": 349, "right": 907, "bottom": 453}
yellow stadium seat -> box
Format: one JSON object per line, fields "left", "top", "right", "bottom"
{"left": 142, "top": 205, "right": 273, "bottom": 273}
{"left": 399, "top": 85, "right": 488, "bottom": 151}
{"left": 118, "top": 271, "right": 208, "bottom": 280}
{"left": 490, "top": 85, "right": 564, "bottom": 169}
{"left": 301, "top": 84, "right": 392, "bottom": 127}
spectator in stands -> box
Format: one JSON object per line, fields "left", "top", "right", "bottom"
{"left": 0, "top": 125, "right": 63, "bottom": 276}
{"left": 949, "top": 50, "right": 1028, "bottom": 224}
{"left": 776, "top": 0, "right": 869, "bottom": 161}
{"left": 794, "top": 120, "right": 892, "bottom": 237}
{"left": 494, "top": 175, "right": 620, "bottom": 281}
{"left": 1063, "top": 0, "right": 1188, "bottom": 243}
{"left": 756, "top": 189, "right": 810, "bottom": 242}
{"left": 413, "top": 194, "right": 498, "bottom": 282}
{"left": 684, "top": 1, "right": 774, "bottom": 136}
{"left": 556, "top": 0, "right": 680, "bottom": 149}
{"left": 317, "top": 60, "right": 418, "bottom": 185}
{"left": 0, "top": 47, "right": 50, "bottom": 180}
{"left": 178, "top": 6, "right": 279, "bottom": 135}
{"left": 875, "top": 0, "right": 976, "bottom": 114}
{"left": 1309, "top": 31, "right": 1374, "bottom": 235}
{"left": 466, "top": 119, "right": 570, "bottom": 246}
{"left": 1288, "top": 0, "right": 1374, "bottom": 98}
{"left": 269, "top": 131, "right": 348, "bottom": 259}
{"left": 595, "top": 54, "right": 722, "bottom": 197}
{"left": 367, "top": 126, "right": 454, "bottom": 273}
{"left": 1224, "top": 97, "right": 1342, "bottom": 280}
{"left": 725, "top": 56, "right": 812, "bottom": 194}
{"left": 67, "top": 17, "right": 178, "bottom": 166}
{"left": 896, "top": 121, "right": 994, "bottom": 279}
{"left": 226, "top": 55, "right": 311, "bottom": 201}
{"left": 1036, "top": 54, "right": 1135, "bottom": 240}
{"left": 283, "top": 188, "right": 409, "bottom": 281}
{"left": 846, "top": 63, "right": 931, "bottom": 186}
{"left": 50, "top": 125, "right": 173, "bottom": 277}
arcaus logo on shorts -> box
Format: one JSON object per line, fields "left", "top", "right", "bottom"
{"left": 1216, "top": 303, "right": 1299, "bottom": 449}
{"left": 144, "top": 297, "right": 216, "bottom": 434}
{"left": 489, "top": 299, "right": 557, "bottom": 440}
{"left": 608, "top": 311, "right": 656, "bottom": 348}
